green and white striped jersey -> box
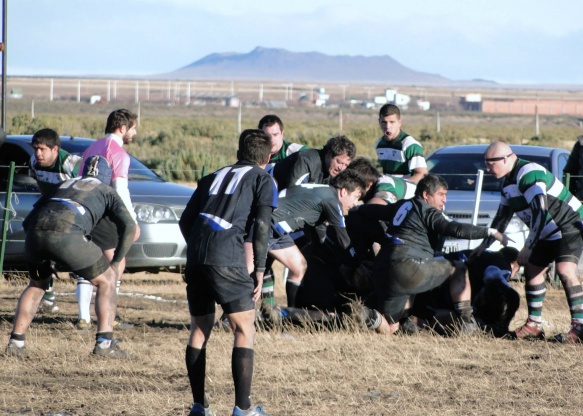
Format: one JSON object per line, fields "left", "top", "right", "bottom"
{"left": 29, "top": 149, "right": 81, "bottom": 195}
{"left": 373, "top": 174, "right": 417, "bottom": 204}
{"left": 501, "top": 158, "right": 583, "bottom": 242}
{"left": 375, "top": 131, "right": 426, "bottom": 176}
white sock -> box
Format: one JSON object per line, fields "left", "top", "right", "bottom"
{"left": 76, "top": 277, "right": 93, "bottom": 321}
{"left": 9, "top": 339, "right": 25, "bottom": 348}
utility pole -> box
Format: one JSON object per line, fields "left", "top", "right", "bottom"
{"left": 1, "top": 0, "right": 6, "bottom": 129}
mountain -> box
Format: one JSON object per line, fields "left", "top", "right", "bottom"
{"left": 161, "top": 47, "right": 453, "bottom": 85}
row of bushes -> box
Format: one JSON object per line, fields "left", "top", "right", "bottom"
{"left": 6, "top": 103, "right": 581, "bottom": 181}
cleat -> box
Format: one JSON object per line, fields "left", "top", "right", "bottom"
{"left": 189, "top": 402, "right": 216, "bottom": 416}
{"left": 553, "top": 323, "right": 583, "bottom": 344}
{"left": 232, "top": 405, "right": 269, "bottom": 416}
{"left": 113, "top": 318, "right": 134, "bottom": 330}
{"left": 399, "top": 317, "right": 420, "bottom": 335}
{"left": 37, "top": 298, "right": 59, "bottom": 314}
{"left": 259, "top": 301, "right": 282, "bottom": 330}
{"left": 6, "top": 342, "right": 28, "bottom": 358}
{"left": 511, "top": 319, "right": 545, "bottom": 340}
{"left": 76, "top": 319, "right": 92, "bottom": 331}
{"left": 92, "top": 341, "right": 129, "bottom": 359}
{"left": 458, "top": 320, "right": 480, "bottom": 335}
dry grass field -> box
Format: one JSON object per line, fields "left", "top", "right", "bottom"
{"left": 1, "top": 267, "right": 583, "bottom": 416}
{"left": 2, "top": 80, "right": 583, "bottom": 415}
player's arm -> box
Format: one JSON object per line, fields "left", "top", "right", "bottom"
{"left": 287, "top": 153, "right": 314, "bottom": 187}
{"left": 107, "top": 189, "right": 138, "bottom": 266}
{"left": 427, "top": 209, "right": 508, "bottom": 246}
{"left": 355, "top": 203, "right": 398, "bottom": 222}
{"left": 179, "top": 189, "right": 201, "bottom": 240}
{"left": 252, "top": 205, "right": 273, "bottom": 273}
{"left": 408, "top": 167, "right": 428, "bottom": 184}
{"left": 110, "top": 152, "right": 137, "bottom": 222}
{"left": 405, "top": 143, "right": 428, "bottom": 184}
{"left": 251, "top": 204, "right": 274, "bottom": 301}
{"left": 322, "top": 199, "right": 351, "bottom": 249}
{"left": 478, "top": 203, "right": 514, "bottom": 250}
{"left": 524, "top": 193, "right": 548, "bottom": 250}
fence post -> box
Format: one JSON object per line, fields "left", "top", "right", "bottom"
{"left": 564, "top": 172, "right": 570, "bottom": 188}
{"left": 0, "top": 161, "right": 15, "bottom": 275}
{"left": 201, "top": 166, "right": 208, "bottom": 178}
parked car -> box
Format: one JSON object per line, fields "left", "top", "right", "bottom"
{"left": 0, "top": 135, "right": 195, "bottom": 272}
{"left": 426, "top": 144, "right": 570, "bottom": 253}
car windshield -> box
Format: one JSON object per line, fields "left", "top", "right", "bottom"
{"left": 60, "top": 140, "right": 163, "bottom": 182}
{"left": 427, "top": 153, "right": 549, "bottom": 192}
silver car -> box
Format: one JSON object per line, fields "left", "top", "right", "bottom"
{"left": 426, "top": 144, "right": 570, "bottom": 253}
{"left": 0, "top": 135, "right": 195, "bottom": 272}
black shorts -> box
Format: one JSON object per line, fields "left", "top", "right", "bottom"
{"left": 529, "top": 231, "right": 583, "bottom": 267}
{"left": 373, "top": 249, "right": 453, "bottom": 323}
{"left": 25, "top": 229, "right": 110, "bottom": 280}
{"left": 90, "top": 217, "right": 119, "bottom": 251}
{"left": 185, "top": 264, "right": 255, "bottom": 316}
{"left": 268, "top": 233, "right": 296, "bottom": 251}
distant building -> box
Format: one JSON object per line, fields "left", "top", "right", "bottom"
{"left": 314, "top": 87, "right": 329, "bottom": 107}
{"left": 9, "top": 88, "right": 23, "bottom": 99}
{"left": 373, "top": 88, "right": 411, "bottom": 109}
{"left": 482, "top": 99, "right": 583, "bottom": 116}
{"left": 226, "top": 96, "right": 240, "bottom": 107}
{"left": 460, "top": 93, "right": 482, "bottom": 111}
{"left": 417, "top": 100, "right": 431, "bottom": 111}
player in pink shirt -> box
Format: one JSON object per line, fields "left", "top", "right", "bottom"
{"left": 76, "top": 109, "right": 140, "bottom": 330}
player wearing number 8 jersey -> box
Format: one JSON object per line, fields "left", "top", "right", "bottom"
{"left": 357, "top": 174, "right": 508, "bottom": 334}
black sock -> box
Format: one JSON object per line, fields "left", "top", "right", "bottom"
{"left": 232, "top": 347, "right": 254, "bottom": 410}
{"left": 10, "top": 332, "right": 25, "bottom": 341}
{"left": 95, "top": 331, "right": 113, "bottom": 343}
{"left": 453, "top": 300, "right": 473, "bottom": 322}
{"left": 286, "top": 280, "right": 300, "bottom": 307}
{"left": 185, "top": 345, "right": 206, "bottom": 406}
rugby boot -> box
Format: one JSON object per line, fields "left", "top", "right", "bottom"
{"left": 6, "top": 341, "right": 28, "bottom": 358}
{"left": 512, "top": 319, "right": 545, "bottom": 340}
{"left": 75, "top": 319, "right": 92, "bottom": 331}
{"left": 232, "top": 405, "right": 270, "bottom": 416}
{"left": 93, "top": 340, "right": 129, "bottom": 359}
{"left": 554, "top": 322, "right": 583, "bottom": 344}
{"left": 189, "top": 402, "right": 216, "bottom": 416}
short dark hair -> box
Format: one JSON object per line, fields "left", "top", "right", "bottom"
{"left": 237, "top": 129, "right": 272, "bottom": 165}
{"left": 415, "top": 173, "right": 448, "bottom": 197}
{"left": 346, "top": 157, "right": 381, "bottom": 185}
{"left": 105, "top": 109, "right": 138, "bottom": 134}
{"left": 379, "top": 104, "right": 401, "bottom": 120}
{"left": 499, "top": 246, "right": 519, "bottom": 264}
{"left": 322, "top": 135, "right": 357, "bottom": 159}
{"left": 32, "top": 128, "right": 60, "bottom": 148}
{"left": 330, "top": 169, "right": 367, "bottom": 193}
{"left": 258, "top": 114, "right": 284, "bottom": 131}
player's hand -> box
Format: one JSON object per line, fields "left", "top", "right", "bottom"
{"left": 252, "top": 271, "right": 264, "bottom": 303}
{"left": 110, "top": 261, "right": 123, "bottom": 279}
{"left": 492, "top": 230, "right": 512, "bottom": 247}
{"left": 133, "top": 223, "right": 141, "bottom": 241}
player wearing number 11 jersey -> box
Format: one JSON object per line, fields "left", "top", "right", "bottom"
{"left": 179, "top": 129, "right": 277, "bottom": 416}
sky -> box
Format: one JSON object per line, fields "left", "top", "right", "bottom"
{"left": 7, "top": 0, "right": 583, "bottom": 85}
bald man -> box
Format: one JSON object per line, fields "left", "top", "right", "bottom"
{"left": 477, "top": 141, "right": 583, "bottom": 343}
